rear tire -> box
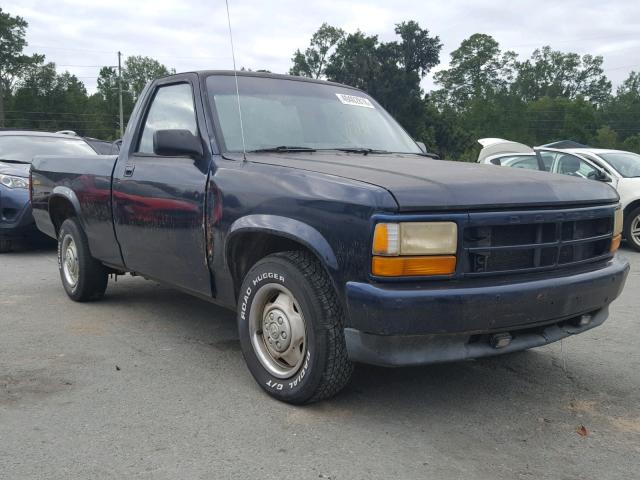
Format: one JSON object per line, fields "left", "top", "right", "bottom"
{"left": 58, "top": 218, "right": 108, "bottom": 301}
{"left": 623, "top": 207, "right": 640, "bottom": 252}
{"left": 0, "top": 238, "right": 12, "bottom": 253}
{"left": 237, "top": 251, "right": 353, "bottom": 404}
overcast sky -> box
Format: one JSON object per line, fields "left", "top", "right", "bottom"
{"left": 5, "top": 0, "right": 640, "bottom": 94}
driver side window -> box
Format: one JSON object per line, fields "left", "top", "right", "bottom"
{"left": 137, "top": 83, "right": 198, "bottom": 154}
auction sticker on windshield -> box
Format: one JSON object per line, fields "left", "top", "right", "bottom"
{"left": 336, "top": 93, "right": 375, "bottom": 108}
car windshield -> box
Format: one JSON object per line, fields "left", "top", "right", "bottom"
{"left": 0, "top": 135, "right": 97, "bottom": 163}
{"left": 598, "top": 152, "right": 640, "bottom": 178}
{"left": 206, "top": 75, "right": 422, "bottom": 154}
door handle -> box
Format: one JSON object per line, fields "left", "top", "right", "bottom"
{"left": 123, "top": 164, "right": 135, "bottom": 177}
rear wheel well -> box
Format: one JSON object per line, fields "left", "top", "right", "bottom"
{"left": 228, "top": 232, "right": 319, "bottom": 299}
{"left": 49, "top": 196, "right": 77, "bottom": 235}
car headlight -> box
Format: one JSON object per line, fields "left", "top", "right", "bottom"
{"left": 611, "top": 206, "right": 623, "bottom": 252}
{"left": 372, "top": 221, "right": 458, "bottom": 276}
{"left": 0, "top": 174, "right": 29, "bottom": 189}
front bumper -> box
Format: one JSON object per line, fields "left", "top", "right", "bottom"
{"left": 0, "top": 186, "right": 37, "bottom": 239}
{"left": 344, "top": 255, "right": 629, "bottom": 366}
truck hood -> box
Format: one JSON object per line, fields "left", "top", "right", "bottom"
{"left": 0, "top": 161, "right": 30, "bottom": 177}
{"left": 245, "top": 152, "right": 619, "bottom": 211}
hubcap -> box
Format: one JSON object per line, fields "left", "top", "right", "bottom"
{"left": 631, "top": 215, "right": 640, "bottom": 245}
{"left": 263, "top": 308, "right": 292, "bottom": 354}
{"left": 61, "top": 235, "right": 79, "bottom": 287}
{"left": 249, "top": 283, "right": 307, "bottom": 379}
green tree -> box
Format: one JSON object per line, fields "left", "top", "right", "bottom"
{"left": 323, "top": 22, "right": 441, "bottom": 137}
{"left": 324, "top": 31, "right": 380, "bottom": 92}
{"left": 622, "top": 134, "right": 640, "bottom": 154}
{"left": 290, "top": 23, "right": 345, "bottom": 79}
{"left": 394, "top": 21, "right": 442, "bottom": 76}
{"left": 433, "top": 34, "right": 516, "bottom": 109}
{"left": 513, "top": 46, "right": 611, "bottom": 104}
{"left": 592, "top": 126, "right": 618, "bottom": 149}
{"left": 123, "top": 55, "right": 174, "bottom": 101}
{"left": 601, "top": 71, "right": 640, "bottom": 147}
{"left": 0, "top": 8, "right": 43, "bottom": 126}
{"left": 8, "top": 63, "right": 103, "bottom": 135}
{"left": 525, "top": 96, "right": 597, "bottom": 145}
{"left": 617, "top": 71, "right": 640, "bottom": 97}
{"left": 424, "top": 102, "right": 475, "bottom": 160}
{"left": 95, "top": 66, "right": 134, "bottom": 137}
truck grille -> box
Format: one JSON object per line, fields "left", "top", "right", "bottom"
{"left": 463, "top": 206, "right": 615, "bottom": 276}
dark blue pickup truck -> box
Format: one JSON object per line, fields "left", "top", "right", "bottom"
{"left": 30, "top": 71, "right": 629, "bottom": 403}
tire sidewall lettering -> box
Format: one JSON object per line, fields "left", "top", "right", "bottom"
{"left": 266, "top": 379, "right": 283, "bottom": 390}
{"left": 288, "top": 350, "right": 311, "bottom": 389}
{"left": 240, "top": 272, "right": 285, "bottom": 321}
{"left": 57, "top": 233, "right": 63, "bottom": 269}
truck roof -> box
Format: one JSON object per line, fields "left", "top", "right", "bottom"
{"left": 159, "top": 70, "right": 360, "bottom": 90}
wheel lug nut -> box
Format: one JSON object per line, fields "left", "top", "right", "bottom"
{"left": 278, "top": 317, "right": 283, "bottom": 325}
{"left": 269, "top": 312, "right": 274, "bottom": 320}
{"left": 281, "top": 332, "right": 287, "bottom": 339}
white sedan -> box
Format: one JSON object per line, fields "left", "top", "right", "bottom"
{"left": 478, "top": 138, "right": 640, "bottom": 251}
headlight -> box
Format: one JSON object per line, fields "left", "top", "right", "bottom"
{"left": 611, "top": 206, "right": 623, "bottom": 252}
{"left": 0, "top": 174, "right": 29, "bottom": 189}
{"left": 372, "top": 221, "right": 458, "bottom": 276}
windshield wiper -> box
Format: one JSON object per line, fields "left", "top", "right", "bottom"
{"left": 248, "top": 146, "right": 317, "bottom": 153}
{"left": 326, "top": 148, "right": 391, "bottom": 155}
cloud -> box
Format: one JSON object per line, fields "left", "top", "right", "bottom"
{"left": 4, "top": 0, "right": 639, "bottom": 94}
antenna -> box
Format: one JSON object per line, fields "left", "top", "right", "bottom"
{"left": 224, "top": 0, "right": 247, "bottom": 161}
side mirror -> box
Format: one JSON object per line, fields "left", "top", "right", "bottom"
{"left": 416, "top": 141, "right": 427, "bottom": 153}
{"left": 153, "top": 129, "right": 203, "bottom": 159}
{"left": 596, "top": 169, "right": 612, "bottom": 183}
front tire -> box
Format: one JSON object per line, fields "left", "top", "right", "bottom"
{"left": 624, "top": 207, "right": 640, "bottom": 252}
{"left": 237, "top": 251, "right": 353, "bottom": 404}
{"left": 58, "top": 218, "right": 108, "bottom": 301}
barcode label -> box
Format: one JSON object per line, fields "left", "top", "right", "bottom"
{"left": 336, "top": 93, "right": 375, "bottom": 108}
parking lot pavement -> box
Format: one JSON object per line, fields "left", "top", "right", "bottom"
{"left": 1, "top": 246, "right": 639, "bottom": 480}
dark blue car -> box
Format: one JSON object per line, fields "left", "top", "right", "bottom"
{"left": 0, "top": 131, "right": 98, "bottom": 252}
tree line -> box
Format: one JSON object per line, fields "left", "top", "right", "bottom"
{"left": 291, "top": 23, "right": 640, "bottom": 159}
{"left": 0, "top": 8, "right": 173, "bottom": 139}
{"left": 2, "top": 7, "right": 639, "bottom": 159}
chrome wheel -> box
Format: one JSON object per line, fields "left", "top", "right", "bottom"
{"left": 249, "top": 283, "right": 307, "bottom": 379}
{"left": 61, "top": 234, "right": 79, "bottom": 288}
{"left": 631, "top": 215, "right": 640, "bottom": 245}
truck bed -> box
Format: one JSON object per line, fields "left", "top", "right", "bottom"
{"left": 31, "top": 154, "right": 123, "bottom": 266}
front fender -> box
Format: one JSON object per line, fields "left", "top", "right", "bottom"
{"left": 226, "top": 214, "right": 338, "bottom": 271}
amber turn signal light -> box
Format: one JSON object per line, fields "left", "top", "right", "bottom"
{"left": 610, "top": 234, "right": 621, "bottom": 253}
{"left": 371, "top": 255, "right": 457, "bottom": 277}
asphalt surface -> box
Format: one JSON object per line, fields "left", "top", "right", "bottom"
{"left": 1, "top": 244, "right": 639, "bottom": 480}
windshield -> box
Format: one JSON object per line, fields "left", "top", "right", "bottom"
{"left": 0, "top": 135, "right": 97, "bottom": 163}
{"left": 206, "top": 75, "right": 421, "bottom": 154}
{"left": 598, "top": 152, "right": 640, "bottom": 178}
